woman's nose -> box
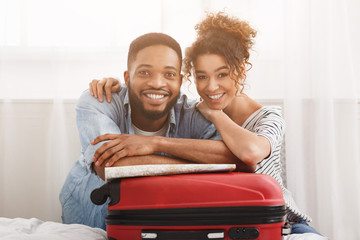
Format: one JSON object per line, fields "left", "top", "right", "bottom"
{"left": 207, "top": 78, "right": 219, "bottom": 92}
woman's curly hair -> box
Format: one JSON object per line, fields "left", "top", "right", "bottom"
{"left": 183, "top": 12, "right": 257, "bottom": 94}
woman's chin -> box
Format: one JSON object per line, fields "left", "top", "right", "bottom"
{"left": 204, "top": 102, "right": 225, "bottom": 111}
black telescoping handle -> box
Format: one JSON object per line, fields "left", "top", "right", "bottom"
{"left": 141, "top": 230, "right": 225, "bottom": 240}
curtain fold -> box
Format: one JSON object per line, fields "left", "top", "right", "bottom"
{"left": 283, "top": 0, "right": 360, "bottom": 238}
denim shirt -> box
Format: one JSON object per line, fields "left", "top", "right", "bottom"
{"left": 59, "top": 86, "right": 221, "bottom": 230}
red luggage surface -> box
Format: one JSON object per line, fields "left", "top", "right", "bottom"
{"left": 91, "top": 172, "right": 286, "bottom": 240}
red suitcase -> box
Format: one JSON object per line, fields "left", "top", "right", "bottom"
{"left": 91, "top": 172, "right": 286, "bottom": 240}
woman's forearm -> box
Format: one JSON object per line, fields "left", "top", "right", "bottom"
{"left": 209, "top": 111, "right": 271, "bottom": 166}
{"left": 154, "top": 136, "right": 255, "bottom": 172}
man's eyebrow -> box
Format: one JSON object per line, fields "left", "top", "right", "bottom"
{"left": 164, "top": 66, "right": 178, "bottom": 71}
{"left": 135, "top": 64, "right": 178, "bottom": 71}
{"left": 136, "top": 64, "right": 152, "bottom": 70}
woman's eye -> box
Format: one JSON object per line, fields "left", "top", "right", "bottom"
{"left": 196, "top": 75, "right": 207, "bottom": 80}
{"left": 218, "top": 73, "right": 228, "bottom": 78}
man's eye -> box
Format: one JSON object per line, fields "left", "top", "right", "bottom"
{"left": 139, "top": 71, "right": 149, "bottom": 76}
{"left": 166, "top": 72, "right": 176, "bottom": 77}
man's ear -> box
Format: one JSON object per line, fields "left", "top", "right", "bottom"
{"left": 124, "top": 71, "right": 130, "bottom": 86}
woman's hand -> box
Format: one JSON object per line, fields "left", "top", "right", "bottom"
{"left": 196, "top": 100, "right": 222, "bottom": 122}
{"left": 89, "top": 77, "right": 121, "bottom": 103}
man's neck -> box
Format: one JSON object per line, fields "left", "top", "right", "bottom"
{"left": 131, "top": 112, "right": 169, "bottom": 132}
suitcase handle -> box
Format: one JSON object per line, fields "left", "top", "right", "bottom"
{"left": 141, "top": 230, "right": 224, "bottom": 240}
{"left": 90, "top": 179, "right": 121, "bottom": 206}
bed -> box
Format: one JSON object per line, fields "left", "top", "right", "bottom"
{"left": 0, "top": 217, "right": 107, "bottom": 240}
{"left": 0, "top": 217, "right": 328, "bottom": 240}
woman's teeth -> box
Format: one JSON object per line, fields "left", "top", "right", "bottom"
{"left": 147, "top": 93, "right": 165, "bottom": 99}
{"left": 208, "top": 93, "right": 223, "bottom": 100}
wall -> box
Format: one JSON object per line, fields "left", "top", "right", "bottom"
{"left": 0, "top": 100, "right": 79, "bottom": 222}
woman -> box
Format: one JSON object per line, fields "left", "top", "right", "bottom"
{"left": 89, "top": 12, "right": 325, "bottom": 238}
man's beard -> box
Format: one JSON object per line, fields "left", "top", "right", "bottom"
{"left": 128, "top": 84, "right": 179, "bottom": 120}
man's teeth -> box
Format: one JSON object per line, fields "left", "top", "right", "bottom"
{"left": 208, "top": 93, "right": 223, "bottom": 100}
{"left": 147, "top": 94, "right": 165, "bottom": 99}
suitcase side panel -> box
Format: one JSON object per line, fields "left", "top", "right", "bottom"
{"left": 108, "top": 173, "right": 284, "bottom": 211}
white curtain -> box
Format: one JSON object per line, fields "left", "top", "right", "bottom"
{"left": 283, "top": 0, "right": 360, "bottom": 239}
{"left": 0, "top": 0, "right": 359, "bottom": 239}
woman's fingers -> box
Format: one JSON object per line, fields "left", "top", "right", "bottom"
{"left": 104, "top": 78, "right": 114, "bottom": 103}
{"left": 89, "top": 77, "right": 121, "bottom": 103}
{"left": 97, "top": 79, "right": 107, "bottom": 102}
{"left": 90, "top": 79, "right": 100, "bottom": 98}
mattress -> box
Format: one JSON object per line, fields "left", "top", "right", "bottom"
{"left": 0, "top": 217, "right": 107, "bottom": 240}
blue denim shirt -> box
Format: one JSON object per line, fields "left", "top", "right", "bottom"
{"left": 59, "top": 86, "right": 221, "bottom": 230}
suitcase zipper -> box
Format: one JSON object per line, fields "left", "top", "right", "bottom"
{"left": 106, "top": 205, "right": 286, "bottom": 226}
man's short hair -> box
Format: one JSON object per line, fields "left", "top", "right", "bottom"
{"left": 127, "top": 33, "right": 183, "bottom": 70}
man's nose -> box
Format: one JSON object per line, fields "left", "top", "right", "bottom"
{"left": 148, "top": 74, "right": 167, "bottom": 88}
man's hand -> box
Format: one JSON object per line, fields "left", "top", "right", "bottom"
{"left": 89, "top": 77, "right": 121, "bottom": 103}
{"left": 91, "top": 134, "right": 159, "bottom": 167}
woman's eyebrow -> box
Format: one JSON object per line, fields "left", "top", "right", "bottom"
{"left": 215, "top": 66, "right": 229, "bottom": 72}
{"left": 195, "top": 65, "right": 229, "bottom": 74}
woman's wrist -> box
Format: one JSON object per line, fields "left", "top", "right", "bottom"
{"left": 207, "top": 109, "right": 224, "bottom": 122}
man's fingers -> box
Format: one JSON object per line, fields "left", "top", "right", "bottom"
{"left": 95, "top": 144, "right": 126, "bottom": 167}
{"left": 93, "top": 140, "right": 121, "bottom": 166}
{"left": 91, "top": 133, "right": 116, "bottom": 145}
{"left": 105, "top": 152, "right": 126, "bottom": 167}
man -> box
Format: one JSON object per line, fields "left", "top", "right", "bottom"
{"left": 60, "top": 33, "right": 252, "bottom": 230}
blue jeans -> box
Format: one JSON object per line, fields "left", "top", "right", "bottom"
{"left": 291, "top": 220, "right": 322, "bottom": 235}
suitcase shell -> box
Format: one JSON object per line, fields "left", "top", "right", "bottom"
{"left": 91, "top": 172, "right": 286, "bottom": 240}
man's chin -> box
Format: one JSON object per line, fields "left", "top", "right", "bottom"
{"left": 142, "top": 109, "right": 168, "bottom": 120}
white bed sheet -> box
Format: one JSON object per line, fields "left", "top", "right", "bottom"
{"left": 0, "top": 217, "right": 329, "bottom": 240}
{"left": 284, "top": 233, "right": 329, "bottom": 240}
{"left": 0, "top": 217, "right": 107, "bottom": 240}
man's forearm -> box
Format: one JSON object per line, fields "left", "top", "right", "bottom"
{"left": 94, "top": 154, "right": 193, "bottom": 180}
{"left": 155, "top": 137, "right": 255, "bottom": 172}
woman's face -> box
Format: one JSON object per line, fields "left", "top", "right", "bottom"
{"left": 194, "top": 54, "right": 237, "bottom": 110}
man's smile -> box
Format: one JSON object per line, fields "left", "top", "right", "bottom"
{"left": 141, "top": 89, "right": 170, "bottom": 105}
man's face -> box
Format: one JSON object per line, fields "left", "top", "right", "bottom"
{"left": 125, "top": 45, "right": 182, "bottom": 121}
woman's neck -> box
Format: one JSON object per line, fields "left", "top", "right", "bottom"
{"left": 223, "top": 94, "right": 262, "bottom": 126}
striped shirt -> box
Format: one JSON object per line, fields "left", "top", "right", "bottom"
{"left": 242, "top": 106, "right": 312, "bottom": 222}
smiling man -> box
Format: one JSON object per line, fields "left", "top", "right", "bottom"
{"left": 59, "top": 33, "right": 252, "bottom": 230}
{"left": 125, "top": 44, "right": 180, "bottom": 131}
